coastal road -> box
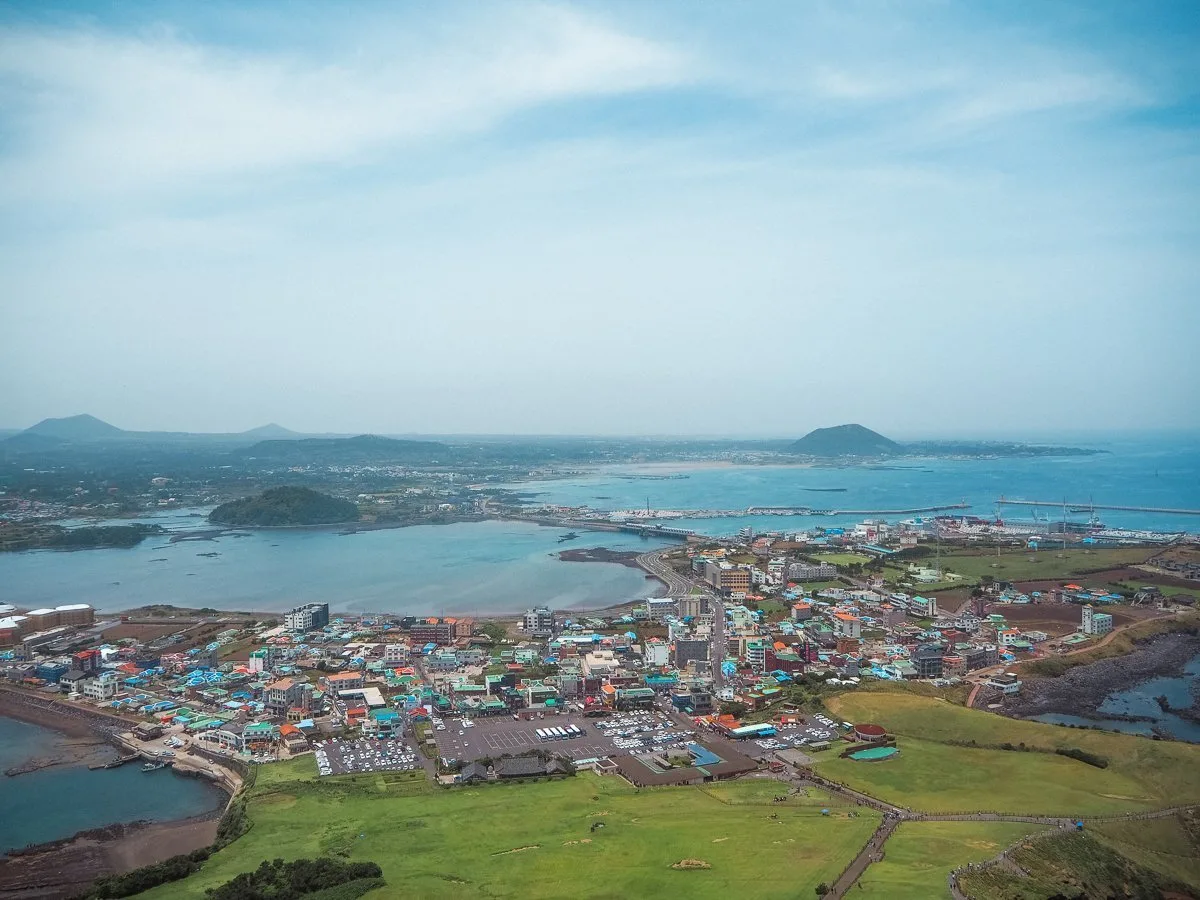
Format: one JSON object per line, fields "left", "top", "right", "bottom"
{"left": 635, "top": 548, "right": 692, "bottom": 595}
{"left": 635, "top": 548, "right": 726, "bottom": 687}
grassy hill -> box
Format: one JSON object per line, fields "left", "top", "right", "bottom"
{"left": 790, "top": 424, "right": 899, "bottom": 457}
{"left": 819, "top": 692, "right": 1200, "bottom": 815}
{"left": 140, "top": 760, "right": 879, "bottom": 900}
{"left": 209, "top": 487, "right": 359, "bottom": 527}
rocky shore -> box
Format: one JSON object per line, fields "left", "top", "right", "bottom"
{"left": 1003, "top": 632, "right": 1200, "bottom": 721}
{"left": 0, "top": 690, "right": 232, "bottom": 899}
{"left": 557, "top": 547, "right": 643, "bottom": 568}
{"left": 0, "top": 815, "right": 220, "bottom": 900}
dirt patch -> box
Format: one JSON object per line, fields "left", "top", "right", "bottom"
{"left": 987, "top": 601, "right": 1146, "bottom": 629}
{"left": 491, "top": 845, "right": 540, "bottom": 856}
{"left": 671, "top": 859, "right": 712, "bottom": 870}
{"left": 562, "top": 839, "right": 593, "bottom": 846}
{"left": 100, "top": 623, "right": 183, "bottom": 642}
{"left": 0, "top": 816, "right": 219, "bottom": 900}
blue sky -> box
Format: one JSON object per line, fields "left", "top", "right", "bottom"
{"left": 1, "top": 1, "right": 1197, "bottom": 436}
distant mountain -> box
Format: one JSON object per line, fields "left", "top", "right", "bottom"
{"left": 209, "top": 486, "right": 360, "bottom": 527}
{"left": 240, "top": 434, "right": 448, "bottom": 464}
{"left": 239, "top": 423, "right": 301, "bottom": 439}
{"left": 25, "top": 414, "right": 125, "bottom": 441}
{"left": 790, "top": 424, "right": 900, "bottom": 457}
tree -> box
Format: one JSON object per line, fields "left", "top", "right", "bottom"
{"left": 815, "top": 883, "right": 830, "bottom": 896}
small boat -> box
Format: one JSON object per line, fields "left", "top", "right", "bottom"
{"left": 141, "top": 761, "right": 168, "bottom": 772}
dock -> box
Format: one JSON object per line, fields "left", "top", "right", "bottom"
{"left": 996, "top": 498, "right": 1200, "bottom": 516}
{"left": 89, "top": 753, "right": 138, "bottom": 770}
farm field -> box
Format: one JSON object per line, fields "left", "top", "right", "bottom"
{"left": 819, "top": 693, "right": 1200, "bottom": 815}
{"left": 934, "top": 546, "right": 1155, "bottom": 585}
{"left": 857, "top": 821, "right": 1044, "bottom": 900}
{"left": 141, "top": 759, "right": 880, "bottom": 900}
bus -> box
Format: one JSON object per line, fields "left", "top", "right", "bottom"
{"left": 535, "top": 728, "right": 548, "bottom": 741}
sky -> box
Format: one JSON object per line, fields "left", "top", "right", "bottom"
{"left": 1, "top": 1, "right": 1198, "bottom": 438}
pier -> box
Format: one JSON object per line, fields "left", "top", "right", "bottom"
{"left": 996, "top": 498, "right": 1200, "bottom": 516}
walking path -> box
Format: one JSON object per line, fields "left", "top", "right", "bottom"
{"left": 792, "top": 767, "right": 1197, "bottom": 897}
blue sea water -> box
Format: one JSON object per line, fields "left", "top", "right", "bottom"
{"left": 510, "top": 434, "right": 1200, "bottom": 536}
{"left": 0, "top": 435, "right": 1194, "bottom": 616}
{"left": 0, "top": 717, "right": 226, "bottom": 853}
{"left": 1030, "top": 655, "right": 1200, "bottom": 743}
{"left": 0, "top": 518, "right": 674, "bottom": 615}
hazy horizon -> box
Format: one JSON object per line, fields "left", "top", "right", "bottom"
{"left": 5, "top": 411, "right": 1199, "bottom": 444}
{"left": 3, "top": 1, "right": 1197, "bottom": 435}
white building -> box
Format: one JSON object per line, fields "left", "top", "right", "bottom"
{"left": 383, "top": 644, "right": 408, "bottom": 664}
{"left": 82, "top": 674, "right": 120, "bottom": 701}
{"left": 643, "top": 639, "right": 669, "bottom": 667}
{"left": 1082, "top": 605, "right": 1113, "bottom": 636}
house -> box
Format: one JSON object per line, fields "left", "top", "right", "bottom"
{"left": 986, "top": 672, "right": 1023, "bottom": 695}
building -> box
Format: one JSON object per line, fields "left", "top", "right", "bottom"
{"left": 673, "top": 638, "right": 710, "bottom": 670}
{"left": 325, "top": 671, "right": 366, "bottom": 693}
{"left": 745, "top": 638, "right": 767, "bottom": 671}
{"left": 410, "top": 619, "right": 455, "bottom": 645}
{"left": 986, "top": 672, "right": 1023, "bottom": 695}
{"left": 383, "top": 644, "right": 408, "bottom": 664}
{"left": 643, "top": 638, "right": 670, "bottom": 667}
{"left": 676, "top": 595, "right": 709, "bottom": 619}
{"left": 787, "top": 562, "right": 837, "bottom": 582}
{"left": 705, "top": 561, "right": 751, "bottom": 597}
{"left": 82, "top": 673, "right": 120, "bottom": 701}
{"left": 1081, "top": 605, "right": 1113, "bottom": 636}
{"left": 264, "top": 678, "right": 313, "bottom": 716}
{"left": 581, "top": 650, "right": 619, "bottom": 678}
{"left": 523, "top": 606, "right": 554, "bottom": 636}
{"left": 911, "top": 643, "right": 944, "bottom": 679}
{"left": 909, "top": 596, "right": 937, "bottom": 618}
{"left": 831, "top": 612, "right": 861, "bottom": 639}
{"left": 284, "top": 603, "right": 330, "bottom": 632}
{"left": 791, "top": 602, "right": 813, "bottom": 622}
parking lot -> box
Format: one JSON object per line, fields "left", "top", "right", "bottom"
{"left": 431, "top": 707, "right": 699, "bottom": 764}
{"left": 737, "top": 714, "right": 842, "bottom": 759}
{"left": 315, "top": 738, "right": 419, "bottom": 776}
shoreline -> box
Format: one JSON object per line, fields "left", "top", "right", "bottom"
{"left": 0, "top": 692, "right": 235, "bottom": 899}
{"left": 1001, "top": 633, "right": 1200, "bottom": 724}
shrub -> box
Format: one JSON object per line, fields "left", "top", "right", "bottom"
{"left": 1055, "top": 747, "right": 1109, "bottom": 769}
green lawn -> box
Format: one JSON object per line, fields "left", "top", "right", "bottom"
{"left": 141, "top": 761, "right": 879, "bottom": 900}
{"left": 934, "top": 546, "right": 1155, "bottom": 585}
{"left": 812, "top": 552, "right": 871, "bottom": 567}
{"left": 857, "top": 821, "right": 1044, "bottom": 900}
{"left": 819, "top": 693, "right": 1200, "bottom": 815}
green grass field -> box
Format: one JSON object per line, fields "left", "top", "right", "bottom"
{"left": 812, "top": 552, "right": 872, "bottom": 567}
{"left": 958, "top": 830, "right": 1192, "bottom": 899}
{"left": 1090, "top": 814, "right": 1200, "bottom": 888}
{"left": 934, "top": 546, "right": 1155, "bottom": 585}
{"left": 141, "top": 761, "right": 880, "bottom": 900}
{"left": 857, "top": 821, "right": 1044, "bottom": 900}
{"left": 819, "top": 693, "right": 1200, "bottom": 815}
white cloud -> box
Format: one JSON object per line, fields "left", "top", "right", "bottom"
{"left": 0, "top": 4, "right": 689, "bottom": 200}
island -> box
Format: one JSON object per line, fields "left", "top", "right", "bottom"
{"left": 208, "top": 486, "right": 360, "bottom": 527}
{"left": 789, "top": 423, "right": 1101, "bottom": 458}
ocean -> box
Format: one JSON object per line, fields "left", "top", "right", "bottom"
{"left": 0, "top": 434, "right": 1195, "bottom": 616}
{"left": 0, "top": 518, "right": 674, "bottom": 615}
{"left": 0, "top": 717, "right": 226, "bottom": 853}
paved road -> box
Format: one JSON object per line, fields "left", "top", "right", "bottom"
{"left": 636, "top": 548, "right": 727, "bottom": 686}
